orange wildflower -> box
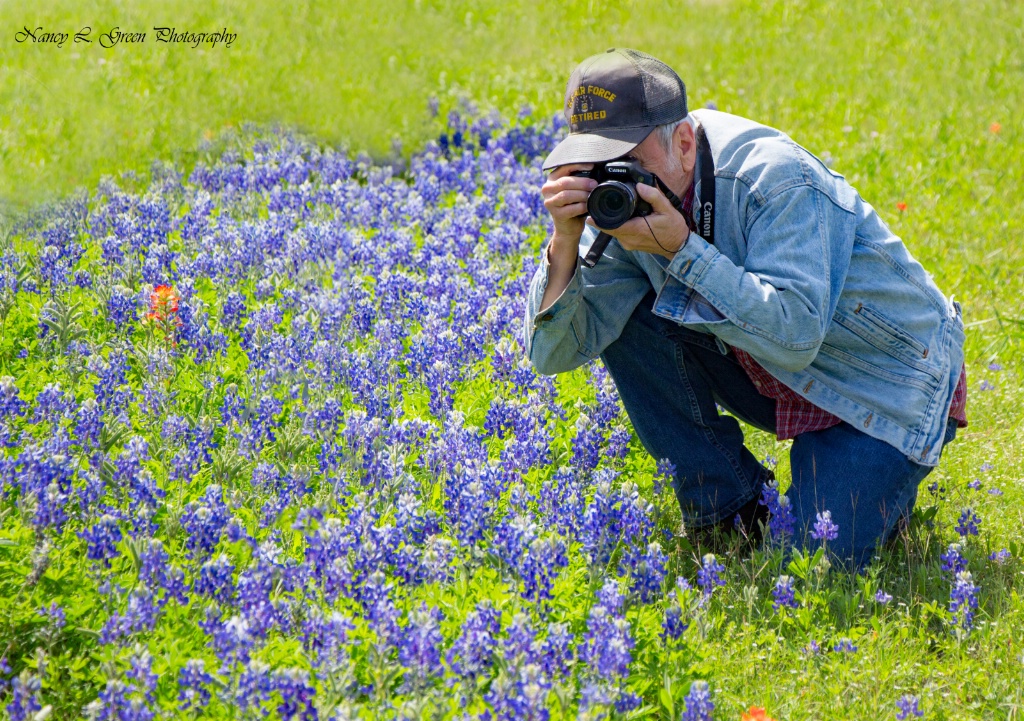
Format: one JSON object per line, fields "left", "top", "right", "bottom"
{"left": 147, "top": 285, "right": 181, "bottom": 323}
{"left": 896, "top": 201, "right": 908, "bottom": 212}
{"left": 741, "top": 707, "right": 776, "bottom": 721}
{"left": 989, "top": 122, "right": 1002, "bottom": 134}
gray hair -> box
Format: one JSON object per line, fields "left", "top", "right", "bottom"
{"left": 652, "top": 114, "right": 696, "bottom": 155}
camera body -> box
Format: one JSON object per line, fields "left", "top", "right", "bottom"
{"left": 571, "top": 159, "right": 659, "bottom": 230}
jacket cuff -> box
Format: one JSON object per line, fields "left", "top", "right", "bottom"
{"left": 652, "top": 231, "right": 720, "bottom": 322}
{"left": 528, "top": 242, "right": 583, "bottom": 333}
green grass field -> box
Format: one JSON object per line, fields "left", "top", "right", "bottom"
{"left": 3, "top": 0, "right": 1024, "bottom": 718}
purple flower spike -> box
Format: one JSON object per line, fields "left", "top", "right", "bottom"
{"left": 681, "top": 680, "right": 714, "bottom": 721}
{"left": 772, "top": 575, "right": 798, "bottom": 610}
{"left": 810, "top": 510, "right": 839, "bottom": 542}
{"left": 896, "top": 694, "right": 924, "bottom": 719}
{"left": 696, "top": 553, "right": 726, "bottom": 597}
{"left": 955, "top": 508, "right": 981, "bottom": 538}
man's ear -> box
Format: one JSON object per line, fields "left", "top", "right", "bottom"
{"left": 676, "top": 122, "right": 697, "bottom": 173}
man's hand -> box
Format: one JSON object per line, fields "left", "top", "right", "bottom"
{"left": 587, "top": 182, "right": 689, "bottom": 260}
{"left": 542, "top": 163, "right": 598, "bottom": 243}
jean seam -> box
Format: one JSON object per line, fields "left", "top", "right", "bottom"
{"left": 672, "top": 338, "right": 760, "bottom": 526}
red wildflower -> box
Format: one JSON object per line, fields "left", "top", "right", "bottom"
{"left": 989, "top": 122, "right": 1002, "bottom": 134}
{"left": 741, "top": 708, "right": 776, "bottom": 721}
{"left": 896, "top": 201, "right": 908, "bottom": 212}
{"left": 147, "top": 285, "right": 181, "bottom": 323}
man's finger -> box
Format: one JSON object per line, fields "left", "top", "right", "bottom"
{"left": 635, "top": 182, "right": 673, "bottom": 213}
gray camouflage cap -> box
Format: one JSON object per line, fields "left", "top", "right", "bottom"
{"left": 542, "top": 48, "right": 688, "bottom": 171}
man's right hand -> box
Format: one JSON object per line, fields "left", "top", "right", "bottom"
{"left": 541, "top": 163, "right": 598, "bottom": 243}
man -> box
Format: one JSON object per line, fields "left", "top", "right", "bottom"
{"left": 524, "top": 48, "right": 967, "bottom": 572}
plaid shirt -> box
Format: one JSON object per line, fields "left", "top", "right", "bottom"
{"left": 733, "top": 346, "right": 968, "bottom": 439}
{"left": 679, "top": 181, "right": 968, "bottom": 441}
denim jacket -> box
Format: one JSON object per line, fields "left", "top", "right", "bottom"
{"left": 524, "top": 109, "right": 965, "bottom": 467}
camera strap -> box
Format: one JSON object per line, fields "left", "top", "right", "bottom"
{"left": 694, "top": 122, "right": 715, "bottom": 244}
{"left": 581, "top": 121, "right": 715, "bottom": 268}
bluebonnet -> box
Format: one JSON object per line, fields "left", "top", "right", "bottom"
{"left": 833, "top": 637, "right": 858, "bottom": 652}
{"left": 503, "top": 612, "right": 537, "bottom": 664}
{"left": 875, "top": 589, "right": 893, "bottom": 604}
{"left": 758, "top": 479, "right": 796, "bottom": 540}
{"left": 662, "top": 602, "right": 688, "bottom": 643}
{"left": 39, "top": 601, "right": 66, "bottom": 632}
{"left": 949, "top": 570, "right": 980, "bottom": 632}
{"left": 810, "top": 510, "right": 839, "bottom": 542}
{"left": 653, "top": 457, "right": 676, "bottom": 496}
{"left": 82, "top": 514, "right": 123, "bottom": 566}
{"left": 446, "top": 600, "right": 501, "bottom": 684}
{"left": 955, "top": 508, "right": 981, "bottom": 537}
{"left": 990, "top": 548, "right": 1012, "bottom": 564}
{"left": 484, "top": 663, "right": 552, "bottom": 721}
{"left": 519, "top": 536, "right": 568, "bottom": 604}
{"left": 621, "top": 541, "right": 667, "bottom": 603}
{"left": 195, "top": 554, "right": 235, "bottom": 602}
{"left": 177, "top": 659, "right": 213, "bottom": 711}
{"left": 540, "top": 622, "right": 575, "bottom": 679}
{"left": 697, "top": 553, "right": 727, "bottom": 598}
{"left": 179, "top": 483, "right": 231, "bottom": 558}
{"left": 579, "top": 580, "right": 634, "bottom": 681}
{"left": 272, "top": 668, "right": 317, "bottom": 721}
{"left": 121, "top": 648, "right": 159, "bottom": 709}
{"left": 772, "top": 575, "right": 798, "bottom": 610}
{"left": 399, "top": 602, "right": 444, "bottom": 688}
{"left": 537, "top": 467, "right": 586, "bottom": 540}
{"left": 941, "top": 542, "right": 967, "bottom": 575}
{"left": 681, "top": 680, "right": 715, "bottom": 721}
{"left": 581, "top": 477, "right": 654, "bottom": 568}
{"left": 0, "top": 377, "right": 28, "bottom": 419}
{"left": 301, "top": 610, "right": 355, "bottom": 676}
{"left": 100, "top": 588, "right": 161, "bottom": 645}
{"left": 106, "top": 285, "right": 139, "bottom": 328}
{"left": 896, "top": 694, "right": 924, "bottom": 719}
{"left": 4, "top": 672, "right": 42, "bottom": 721}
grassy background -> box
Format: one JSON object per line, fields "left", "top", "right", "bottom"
{"left": 4, "top": 0, "right": 1024, "bottom": 717}
{"left": 4, "top": 0, "right": 1023, "bottom": 358}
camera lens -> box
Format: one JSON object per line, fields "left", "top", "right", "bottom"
{"left": 588, "top": 182, "right": 637, "bottom": 229}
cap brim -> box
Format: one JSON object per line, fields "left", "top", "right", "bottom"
{"left": 542, "top": 126, "right": 655, "bottom": 171}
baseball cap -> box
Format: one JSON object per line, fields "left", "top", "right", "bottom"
{"left": 542, "top": 48, "right": 688, "bottom": 171}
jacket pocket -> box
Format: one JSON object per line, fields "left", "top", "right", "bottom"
{"left": 855, "top": 304, "right": 929, "bottom": 357}
{"left": 832, "top": 305, "right": 941, "bottom": 382}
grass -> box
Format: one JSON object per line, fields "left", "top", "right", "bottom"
{"left": 2, "top": 0, "right": 1024, "bottom": 718}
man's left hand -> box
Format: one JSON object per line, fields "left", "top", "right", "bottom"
{"left": 586, "top": 182, "right": 689, "bottom": 260}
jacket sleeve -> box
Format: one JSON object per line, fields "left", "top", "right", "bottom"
{"left": 652, "top": 184, "right": 850, "bottom": 372}
{"left": 523, "top": 227, "right": 653, "bottom": 375}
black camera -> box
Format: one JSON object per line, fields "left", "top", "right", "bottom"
{"left": 571, "top": 159, "right": 660, "bottom": 230}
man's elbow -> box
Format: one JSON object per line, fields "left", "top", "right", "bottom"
{"left": 772, "top": 336, "right": 823, "bottom": 372}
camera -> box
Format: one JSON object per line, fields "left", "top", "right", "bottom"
{"left": 571, "top": 159, "right": 660, "bottom": 229}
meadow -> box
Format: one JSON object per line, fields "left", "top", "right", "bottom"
{"left": 1, "top": 0, "right": 1024, "bottom": 719}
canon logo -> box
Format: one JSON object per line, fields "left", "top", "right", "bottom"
{"left": 703, "top": 201, "right": 713, "bottom": 236}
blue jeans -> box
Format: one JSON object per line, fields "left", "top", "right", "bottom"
{"left": 599, "top": 290, "right": 958, "bottom": 572}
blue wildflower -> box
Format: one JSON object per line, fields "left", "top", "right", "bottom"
{"left": 949, "top": 570, "right": 980, "bottom": 633}
{"left": 955, "top": 508, "right": 981, "bottom": 537}
{"left": 772, "top": 575, "right": 798, "bottom": 610}
{"left": 681, "top": 680, "right": 715, "bottom": 721}
{"left": 833, "top": 637, "right": 858, "bottom": 653}
{"left": 896, "top": 694, "right": 924, "bottom": 719}
{"left": 810, "top": 510, "right": 839, "bottom": 542}
{"left": 697, "top": 553, "right": 727, "bottom": 597}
